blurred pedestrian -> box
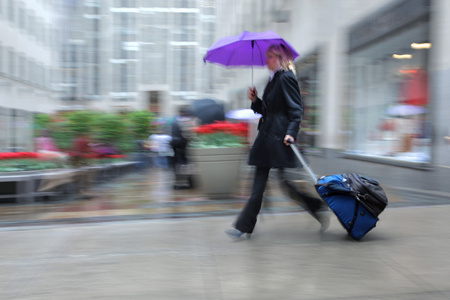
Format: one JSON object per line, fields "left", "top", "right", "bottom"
{"left": 35, "top": 129, "right": 67, "bottom": 160}
{"left": 69, "top": 133, "right": 92, "bottom": 167}
{"left": 225, "top": 44, "right": 329, "bottom": 239}
{"left": 69, "top": 133, "right": 95, "bottom": 198}
{"left": 91, "top": 140, "right": 118, "bottom": 157}
{"left": 170, "top": 105, "right": 197, "bottom": 189}
{"left": 149, "top": 131, "right": 173, "bottom": 169}
{"left": 134, "top": 139, "right": 150, "bottom": 171}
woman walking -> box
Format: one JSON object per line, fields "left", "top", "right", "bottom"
{"left": 226, "top": 44, "right": 329, "bottom": 239}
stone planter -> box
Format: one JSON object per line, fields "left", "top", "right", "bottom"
{"left": 0, "top": 162, "right": 138, "bottom": 203}
{"left": 188, "top": 147, "right": 246, "bottom": 199}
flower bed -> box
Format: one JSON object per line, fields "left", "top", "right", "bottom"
{"left": 191, "top": 121, "right": 249, "bottom": 148}
{"left": 0, "top": 152, "right": 39, "bottom": 160}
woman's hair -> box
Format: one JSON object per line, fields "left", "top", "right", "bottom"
{"left": 266, "top": 44, "right": 296, "bottom": 75}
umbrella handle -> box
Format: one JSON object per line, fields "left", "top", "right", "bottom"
{"left": 251, "top": 40, "right": 254, "bottom": 87}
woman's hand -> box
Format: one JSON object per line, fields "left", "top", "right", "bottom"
{"left": 248, "top": 87, "right": 258, "bottom": 102}
{"left": 284, "top": 135, "right": 294, "bottom": 146}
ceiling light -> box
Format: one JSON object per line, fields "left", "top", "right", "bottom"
{"left": 392, "top": 54, "right": 412, "bottom": 59}
{"left": 399, "top": 69, "right": 418, "bottom": 74}
{"left": 411, "top": 43, "right": 431, "bottom": 49}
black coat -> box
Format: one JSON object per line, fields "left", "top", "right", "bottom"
{"left": 171, "top": 117, "right": 188, "bottom": 164}
{"left": 248, "top": 70, "right": 303, "bottom": 168}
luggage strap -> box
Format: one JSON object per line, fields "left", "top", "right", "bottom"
{"left": 315, "top": 182, "right": 366, "bottom": 202}
{"left": 348, "top": 201, "right": 360, "bottom": 232}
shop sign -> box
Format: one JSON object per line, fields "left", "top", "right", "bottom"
{"left": 349, "top": 0, "right": 430, "bottom": 51}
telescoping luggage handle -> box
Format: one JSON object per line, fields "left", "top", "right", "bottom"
{"left": 287, "top": 139, "right": 318, "bottom": 184}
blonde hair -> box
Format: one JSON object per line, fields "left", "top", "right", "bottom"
{"left": 266, "top": 44, "right": 296, "bottom": 75}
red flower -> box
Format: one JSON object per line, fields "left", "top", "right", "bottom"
{"left": 0, "top": 152, "right": 39, "bottom": 160}
{"left": 194, "top": 121, "right": 248, "bottom": 136}
{"left": 107, "top": 155, "right": 126, "bottom": 158}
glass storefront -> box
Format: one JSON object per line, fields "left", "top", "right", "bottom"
{"left": 347, "top": 5, "right": 431, "bottom": 163}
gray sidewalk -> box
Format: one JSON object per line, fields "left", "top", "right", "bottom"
{"left": 1, "top": 205, "right": 449, "bottom": 299}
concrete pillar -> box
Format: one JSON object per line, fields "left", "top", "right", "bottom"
{"left": 429, "top": 0, "right": 450, "bottom": 166}
{"left": 318, "top": 32, "right": 345, "bottom": 150}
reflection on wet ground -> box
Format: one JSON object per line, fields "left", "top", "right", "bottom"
{"left": 0, "top": 167, "right": 304, "bottom": 225}
{"left": 1, "top": 166, "right": 449, "bottom": 226}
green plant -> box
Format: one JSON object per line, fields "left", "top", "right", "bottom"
{"left": 46, "top": 111, "right": 97, "bottom": 151}
{"left": 50, "top": 121, "right": 74, "bottom": 151}
{"left": 127, "top": 110, "right": 155, "bottom": 140}
{"left": 67, "top": 111, "right": 97, "bottom": 135}
{"left": 32, "top": 110, "right": 156, "bottom": 154}
{"left": 33, "top": 114, "right": 52, "bottom": 136}
{"left": 93, "top": 113, "right": 126, "bottom": 144}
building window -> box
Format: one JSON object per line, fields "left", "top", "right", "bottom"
{"left": 0, "top": 109, "right": 8, "bottom": 152}
{"left": 18, "top": 6, "right": 26, "bottom": 30}
{"left": 18, "top": 54, "right": 26, "bottom": 80}
{"left": 27, "top": 12, "right": 36, "bottom": 38}
{"left": 8, "top": 49, "right": 15, "bottom": 77}
{"left": 27, "top": 59, "right": 35, "bottom": 84}
{"left": 0, "top": 45, "right": 3, "bottom": 74}
{"left": 8, "top": 0, "right": 15, "bottom": 24}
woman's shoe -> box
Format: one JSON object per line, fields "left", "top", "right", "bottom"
{"left": 225, "top": 228, "right": 250, "bottom": 239}
{"left": 316, "top": 211, "right": 331, "bottom": 233}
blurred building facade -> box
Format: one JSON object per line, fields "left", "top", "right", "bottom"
{"left": 211, "top": 0, "right": 450, "bottom": 168}
{"left": 58, "top": 0, "right": 216, "bottom": 115}
{"left": 0, "top": 0, "right": 62, "bottom": 151}
{"left": 0, "top": 0, "right": 217, "bottom": 151}
{"left": 0, "top": 0, "right": 449, "bottom": 169}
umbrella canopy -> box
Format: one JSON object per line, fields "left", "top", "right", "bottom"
{"left": 225, "top": 108, "right": 262, "bottom": 120}
{"left": 192, "top": 99, "right": 225, "bottom": 125}
{"left": 386, "top": 105, "right": 427, "bottom": 117}
{"left": 203, "top": 30, "right": 299, "bottom": 67}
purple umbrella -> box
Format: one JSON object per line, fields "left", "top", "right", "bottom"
{"left": 203, "top": 30, "right": 299, "bottom": 84}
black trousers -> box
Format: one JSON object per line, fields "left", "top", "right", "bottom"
{"left": 235, "top": 167, "right": 325, "bottom": 233}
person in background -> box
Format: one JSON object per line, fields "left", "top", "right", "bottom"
{"left": 69, "top": 133, "right": 95, "bottom": 198}
{"left": 91, "top": 140, "right": 118, "bottom": 157}
{"left": 170, "top": 105, "right": 197, "bottom": 189}
{"left": 35, "top": 129, "right": 67, "bottom": 159}
{"left": 135, "top": 138, "right": 150, "bottom": 171}
{"left": 69, "top": 133, "right": 92, "bottom": 167}
{"left": 225, "top": 44, "right": 330, "bottom": 239}
{"left": 149, "top": 129, "right": 173, "bottom": 169}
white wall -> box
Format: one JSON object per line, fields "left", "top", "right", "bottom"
{"left": 0, "top": 0, "right": 61, "bottom": 150}
{"left": 0, "top": 0, "right": 61, "bottom": 113}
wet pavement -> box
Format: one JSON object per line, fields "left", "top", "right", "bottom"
{"left": 0, "top": 204, "right": 449, "bottom": 299}
{"left": 1, "top": 166, "right": 450, "bottom": 299}
{"left": 1, "top": 164, "right": 450, "bottom": 227}
{"left": 0, "top": 167, "right": 299, "bottom": 226}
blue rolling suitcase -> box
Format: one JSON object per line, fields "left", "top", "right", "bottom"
{"left": 289, "top": 143, "right": 388, "bottom": 240}
{"left": 315, "top": 173, "right": 386, "bottom": 240}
